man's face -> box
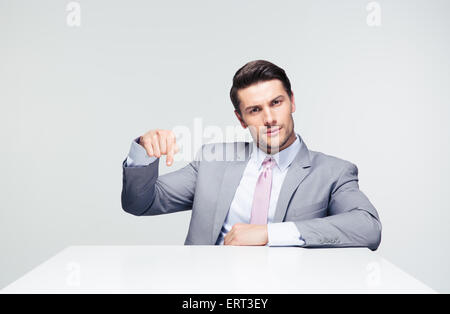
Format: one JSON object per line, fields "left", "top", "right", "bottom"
{"left": 234, "top": 79, "right": 296, "bottom": 154}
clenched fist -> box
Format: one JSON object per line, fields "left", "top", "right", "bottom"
{"left": 223, "top": 223, "right": 268, "bottom": 246}
{"left": 139, "top": 129, "right": 180, "bottom": 166}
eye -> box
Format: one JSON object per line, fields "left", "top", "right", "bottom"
{"left": 250, "top": 108, "right": 260, "bottom": 113}
{"left": 272, "top": 100, "right": 281, "bottom": 105}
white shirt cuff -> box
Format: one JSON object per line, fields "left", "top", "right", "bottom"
{"left": 267, "top": 222, "right": 305, "bottom": 247}
{"left": 126, "top": 137, "right": 158, "bottom": 167}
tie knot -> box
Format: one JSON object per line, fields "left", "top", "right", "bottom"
{"left": 262, "top": 156, "right": 276, "bottom": 170}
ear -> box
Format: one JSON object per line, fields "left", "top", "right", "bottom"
{"left": 234, "top": 110, "right": 248, "bottom": 128}
{"left": 290, "top": 90, "right": 296, "bottom": 113}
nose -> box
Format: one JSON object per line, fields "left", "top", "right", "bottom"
{"left": 262, "top": 107, "right": 276, "bottom": 126}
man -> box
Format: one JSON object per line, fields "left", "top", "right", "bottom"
{"left": 121, "top": 60, "right": 382, "bottom": 250}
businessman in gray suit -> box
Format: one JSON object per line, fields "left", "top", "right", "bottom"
{"left": 121, "top": 60, "right": 382, "bottom": 250}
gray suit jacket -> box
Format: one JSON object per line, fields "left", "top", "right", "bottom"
{"left": 121, "top": 133, "right": 382, "bottom": 250}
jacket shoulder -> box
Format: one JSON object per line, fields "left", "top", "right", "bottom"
{"left": 308, "top": 150, "right": 358, "bottom": 175}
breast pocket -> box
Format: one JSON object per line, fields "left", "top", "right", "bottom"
{"left": 285, "top": 199, "right": 329, "bottom": 221}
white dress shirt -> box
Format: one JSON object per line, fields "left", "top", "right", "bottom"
{"left": 126, "top": 135, "right": 305, "bottom": 247}
{"left": 216, "top": 134, "right": 305, "bottom": 246}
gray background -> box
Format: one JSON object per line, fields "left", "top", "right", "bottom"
{"left": 1, "top": 0, "right": 449, "bottom": 292}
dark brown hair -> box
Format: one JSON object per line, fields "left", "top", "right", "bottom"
{"left": 230, "top": 60, "right": 292, "bottom": 114}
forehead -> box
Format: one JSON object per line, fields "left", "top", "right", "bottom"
{"left": 237, "top": 79, "right": 286, "bottom": 108}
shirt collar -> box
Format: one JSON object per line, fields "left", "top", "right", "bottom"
{"left": 250, "top": 133, "right": 301, "bottom": 172}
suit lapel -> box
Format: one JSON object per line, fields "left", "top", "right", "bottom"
{"left": 272, "top": 164, "right": 311, "bottom": 223}
{"left": 273, "top": 134, "right": 312, "bottom": 222}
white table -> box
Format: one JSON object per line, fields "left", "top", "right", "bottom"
{"left": 1, "top": 245, "right": 434, "bottom": 293}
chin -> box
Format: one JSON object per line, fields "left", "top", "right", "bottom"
{"left": 266, "top": 134, "right": 284, "bottom": 145}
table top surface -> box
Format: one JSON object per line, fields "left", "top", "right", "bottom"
{"left": 1, "top": 245, "right": 434, "bottom": 293}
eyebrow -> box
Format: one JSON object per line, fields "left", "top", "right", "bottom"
{"left": 244, "top": 95, "right": 284, "bottom": 113}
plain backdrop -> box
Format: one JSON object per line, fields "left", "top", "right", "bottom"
{"left": 1, "top": 0, "right": 449, "bottom": 292}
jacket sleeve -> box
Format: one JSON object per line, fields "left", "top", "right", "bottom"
{"left": 121, "top": 145, "right": 202, "bottom": 216}
{"left": 293, "top": 162, "right": 382, "bottom": 250}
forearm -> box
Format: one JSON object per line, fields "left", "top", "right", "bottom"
{"left": 121, "top": 158, "right": 160, "bottom": 216}
{"left": 121, "top": 137, "right": 201, "bottom": 216}
{"left": 293, "top": 209, "right": 382, "bottom": 250}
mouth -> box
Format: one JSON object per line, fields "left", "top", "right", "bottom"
{"left": 265, "top": 126, "right": 281, "bottom": 137}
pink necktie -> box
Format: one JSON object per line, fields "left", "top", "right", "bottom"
{"left": 249, "top": 156, "right": 277, "bottom": 225}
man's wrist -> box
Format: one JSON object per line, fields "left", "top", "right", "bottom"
{"left": 267, "top": 222, "right": 305, "bottom": 247}
{"left": 126, "top": 137, "right": 158, "bottom": 167}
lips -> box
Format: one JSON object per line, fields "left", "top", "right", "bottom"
{"left": 265, "top": 127, "right": 281, "bottom": 136}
